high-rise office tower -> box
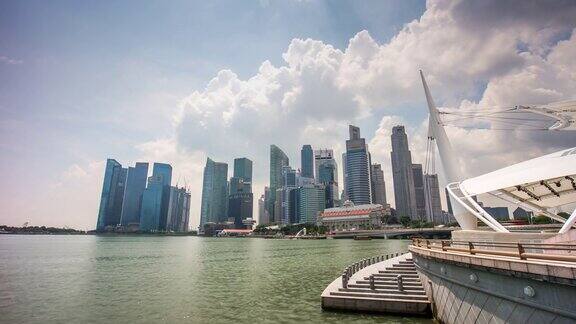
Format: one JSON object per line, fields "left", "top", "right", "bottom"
{"left": 233, "top": 157, "right": 253, "bottom": 183}
{"left": 344, "top": 125, "right": 372, "bottom": 205}
{"left": 279, "top": 166, "right": 298, "bottom": 224}
{"left": 315, "top": 149, "right": 339, "bottom": 208}
{"left": 228, "top": 158, "right": 253, "bottom": 228}
{"left": 296, "top": 183, "right": 326, "bottom": 224}
{"left": 412, "top": 164, "right": 427, "bottom": 220}
{"left": 166, "top": 186, "right": 191, "bottom": 232}
{"left": 96, "top": 159, "right": 127, "bottom": 231}
{"left": 370, "top": 164, "right": 387, "bottom": 206}
{"left": 120, "top": 162, "right": 149, "bottom": 227}
{"left": 424, "top": 174, "right": 443, "bottom": 224}
{"left": 200, "top": 158, "right": 229, "bottom": 228}
{"left": 140, "top": 174, "right": 165, "bottom": 231}
{"left": 391, "top": 125, "right": 417, "bottom": 219}
{"left": 228, "top": 193, "right": 253, "bottom": 228}
{"left": 268, "top": 145, "right": 289, "bottom": 223}
{"left": 258, "top": 194, "right": 267, "bottom": 225}
{"left": 300, "top": 145, "right": 314, "bottom": 179}
{"left": 151, "top": 163, "right": 172, "bottom": 230}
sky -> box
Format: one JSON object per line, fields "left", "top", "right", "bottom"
{"left": 1, "top": 0, "right": 575, "bottom": 230}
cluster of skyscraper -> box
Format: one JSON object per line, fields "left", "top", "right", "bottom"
{"left": 200, "top": 157, "right": 254, "bottom": 230}
{"left": 195, "top": 124, "right": 450, "bottom": 231}
{"left": 391, "top": 126, "right": 444, "bottom": 223}
{"left": 257, "top": 125, "right": 388, "bottom": 226}
{"left": 96, "top": 159, "right": 191, "bottom": 232}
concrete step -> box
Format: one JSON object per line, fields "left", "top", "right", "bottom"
{"left": 390, "top": 265, "right": 416, "bottom": 269}
{"left": 342, "top": 287, "right": 426, "bottom": 295}
{"left": 329, "top": 291, "right": 429, "bottom": 301}
{"left": 380, "top": 271, "right": 417, "bottom": 275}
{"left": 372, "top": 275, "right": 420, "bottom": 280}
{"left": 358, "top": 276, "right": 421, "bottom": 283}
{"left": 378, "top": 271, "right": 419, "bottom": 276}
{"left": 355, "top": 281, "right": 422, "bottom": 288}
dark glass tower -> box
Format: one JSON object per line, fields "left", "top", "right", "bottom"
{"left": 268, "top": 145, "right": 289, "bottom": 223}
{"left": 300, "top": 145, "right": 314, "bottom": 179}
{"left": 200, "top": 158, "right": 229, "bottom": 228}
{"left": 152, "top": 163, "right": 172, "bottom": 230}
{"left": 344, "top": 125, "right": 372, "bottom": 205}
{"left": 228, "top": 157, "right": 254, "bottom": 228}
{"left": 120, "top": 162, "right": 149, "bottom": 227}
{"left": 96, "top": 159, "right": 127, "bottom": 231}
{"left": 315, "top": 149, "right": 339, "bottom": 208}
{"left": 139, "top": 174, "right": 164, "bottom": 231}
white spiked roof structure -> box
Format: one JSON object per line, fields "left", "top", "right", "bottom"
{"left": 460, "top": 147, "right": 576, "bottom": 208}
{"left": 449, "top": 147, "right": 576, "bottom": 233}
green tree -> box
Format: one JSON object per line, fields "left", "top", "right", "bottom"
{"left": 400, "top": 216, "right": 411, "bottom": 228}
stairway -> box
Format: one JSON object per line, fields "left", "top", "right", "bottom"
{"left": 322, "top": 253, "right": 431, "bottom": 316}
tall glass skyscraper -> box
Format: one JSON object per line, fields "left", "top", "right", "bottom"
{"left": 296, "top": 184, "right": 326, "bottom": 224}
{"left": 152, "top": 163, "right": 172, "bottom": 230}
{"left": 200, "top": 158, "right": 229, "bottom": 228}
{"left": 391, "top": 125, "right": 417, "bottom": 219}
{"left": 96, "top": 159, "right": 127, "bottom": 231}
{"left": 139, "top": 175, "right": 164, "bottom": 231}
{"left": 267, "top": 145, "right": 289, "bottom": 223}
{"left": 344, "top": 125, "right": 372, "bottom": 205}
{"left": 300, "top": 145, "right": 314, "bottom": 179}
{"left": 412, "top": 164, "right": 427, "bottom": 220}
{"left": 315, "top": 149, "right": 339, "bottom": 208}
{"left": 370, "top": 163, "right": 387, "bottom": 206}
{"left": 233, "top": 157, "right": 253, "bottom": 183}
{"left": 120, "top": 162, "right": 149, "bottom": 227}
{"left": 228, "top": 157, "right": 253, "bottom": 229}
{"left": 166, "top": 186, "right": 191, "bottom": 232}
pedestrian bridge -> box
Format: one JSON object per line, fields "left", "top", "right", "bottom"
{"left": 330, "top": 227, "right": 457, "bottom": 239}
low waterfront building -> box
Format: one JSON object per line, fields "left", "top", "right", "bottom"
{"left": 318, "top": 200, "right": 388, "bottom": 231}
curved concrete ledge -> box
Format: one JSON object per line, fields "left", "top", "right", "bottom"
{"left": 411, "top": 246, "right": 576, "bottom": 323}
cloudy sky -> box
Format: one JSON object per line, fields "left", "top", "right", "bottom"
{"left": 1, "top": 0, "right": 575, "bottom": 230}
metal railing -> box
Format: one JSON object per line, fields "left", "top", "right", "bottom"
{"left": 411, "top": 238, "right": 576, "bottom": 263}
{"left": 341, "top": 252, "right": 405, "bottom": 289}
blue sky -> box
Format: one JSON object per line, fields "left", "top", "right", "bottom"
{"left": 1, "top": 0, "right": 575, "bottom": 229}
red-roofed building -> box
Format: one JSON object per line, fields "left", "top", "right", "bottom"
{"left": 318, "top": 200, "right": 389, "bottom": 231}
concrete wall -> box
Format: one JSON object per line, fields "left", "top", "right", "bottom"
{"left": 412, "top": 252, "right": 576, "bottom": 323}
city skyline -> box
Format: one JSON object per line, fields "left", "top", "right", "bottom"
{"left": 2, "top": 0, "right": 576, "bottom": 230}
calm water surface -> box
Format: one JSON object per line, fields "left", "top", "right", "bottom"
{"left": 0, "top": 235, "right": 432, "bottom": 323}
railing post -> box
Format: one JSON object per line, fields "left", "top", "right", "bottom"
{"left": 369, "top": 275, "right": 375, "bottom": 290}
{"left": 426, "top": 240, "right": 430, "bottom": 249}
{"left": 518, "top": 243, "right": 526, "bottom": 260}
{"left": 342, "top": 273, "right": 348, "bottom": 288}
{"left": 386, "top": 254, "right": 389, "bottom": 260}
{"left": 441, "top": 240, "right": 447, "bottom": 251}
{"left": 397, "top": 274, "right": 404, "bottom": 292}
{"left": 469, "top": 242, "right": 475, "bottom": 255}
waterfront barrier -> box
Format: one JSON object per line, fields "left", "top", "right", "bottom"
{"left": 341, "top": 252, "right": 402, "bottom": 289}
{"left": 412, "top": 238, "right": 576, "bottom": 263}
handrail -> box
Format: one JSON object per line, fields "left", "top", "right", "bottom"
{"left": 411, "top": 238, "right": 576, "bottom": 263}
{"left": 340, "top": 251, "right": 404, "bottom": 289}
